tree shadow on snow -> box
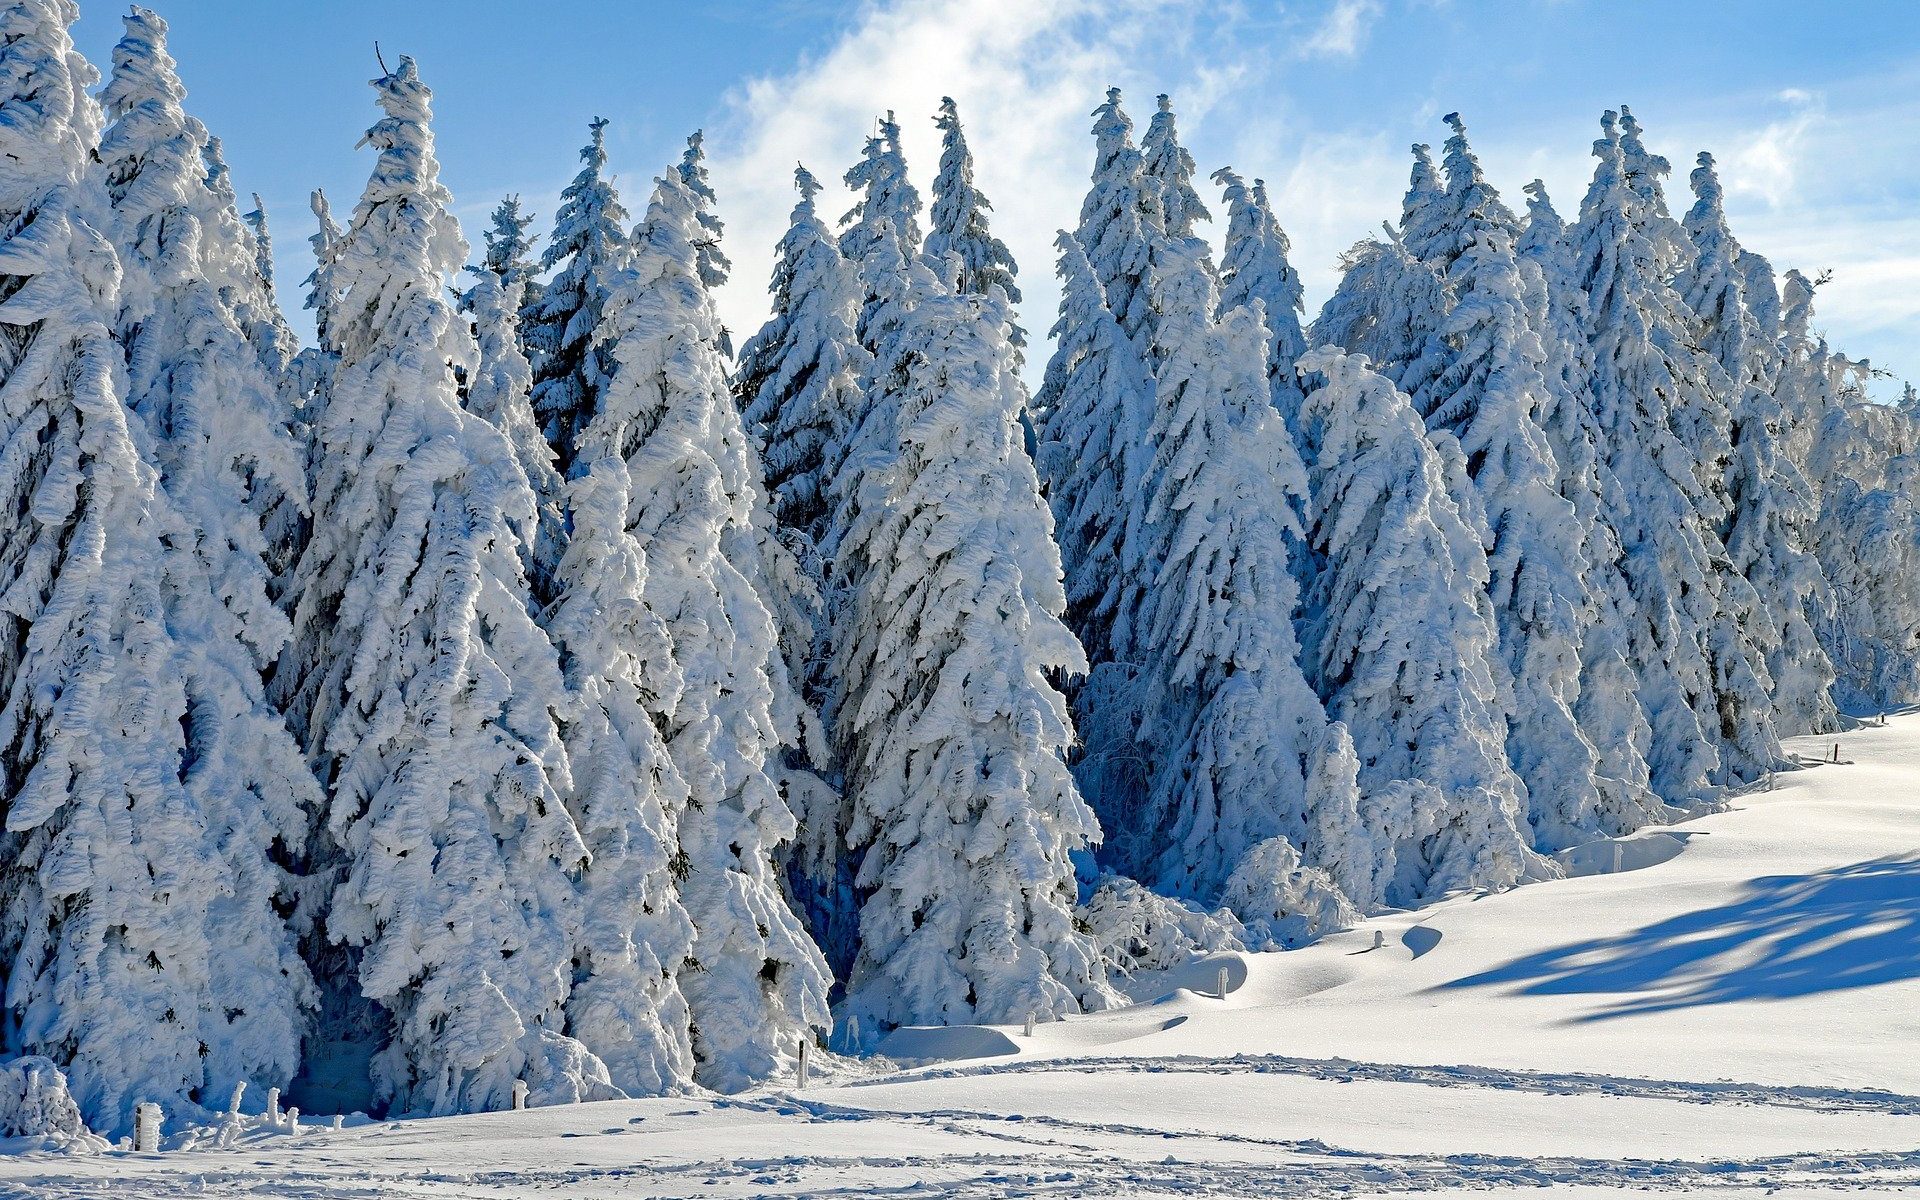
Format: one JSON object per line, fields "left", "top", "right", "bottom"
{"left": 1434, "top": 855, "right": 1920, "bottom": 1020}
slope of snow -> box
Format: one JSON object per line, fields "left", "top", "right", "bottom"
{"left": 5, "top": 717, "right": 1917, "bottom": 1197}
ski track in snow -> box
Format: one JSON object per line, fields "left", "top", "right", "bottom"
{"left": 849, "top": 1053, "right": 1920, "bottom": 1116}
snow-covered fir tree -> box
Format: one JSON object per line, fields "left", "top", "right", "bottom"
{"left": 470, "top": 193, "right": 540, "bottom": 316}
{"left": 1516, "top": 179, "right": 1670, "bottom": 836}
{"left": 92, "top": 3, "right": 321, "bottom": 1115}
{"left": 1140, "top": 93, "right": 1208, "bottom": 245}
{"left": 1683, "top": 151, "right": 1836, "bottom": 736}
{"left": 581, "top": 165, "right": 828, "bottom": 1091}
{"left": 676, "top": 130, "right": 732, "bottom": 355}
{"left": 462, "top": 263, "right": 564, "bottom": 603}
{"left": 524, "top": 117, "right": 628, "bottom": 476}
{"left": 839, "top": 110, "right": 923, "bottom": 350}
{"left": 1815, "top": 450, "right": 1920, "bottom": 711}
{"left": 1295, "top": 346, "right": 1543, "bottom": 904}
{"left": 1313, "top": 226, "right": 1452, "bottom": 426}
{"left": 1130, "top": 239, "right": 1366, "bottom": 915}
{"left": 1073, "top": 88, "right": 1160, "bottom": 340}
{"left": 1213, "top": 168, "right": 1309, "bottom": 436}
{"left": 0, "top": 0, "right": 279, "bottom": 1137}
{"left": 274, "top": 56, "right": 603, "bottom": 1117}
{"left": 733, "top": 164, "right": 867, "bottom": 973}
{"left": 545, "top": 452, "right": 697, "bottom": 1097}
{"left": 1572, "top": 111, "right": 1763, "bottom": 798}
{"left": 927, "top": 97, "right": 1019, "bottom": 305}
{"left": 1420, "top": 115, "right": 1612, "bottom": 852}
{"left": 240, "top": 192, "right": 298, "bottom": 373}
{"left": 831, "top": 258, "right": 1113, "bottom": 1030}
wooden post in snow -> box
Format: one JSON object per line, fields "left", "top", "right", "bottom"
{"left": 511, "top": 1080, "right": 528, "bottom": 1111}
{"left": 796, "top": 1040, "right": 810, "bottom": 1088}
{"left": 133, "top": 1102, "right": 161, "bottom": 1152}
{"left": 1216, "top": 965, "right": 1230, "bottom": 1000}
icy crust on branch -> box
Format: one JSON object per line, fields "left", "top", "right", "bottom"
{"left": 94, "top": 3, "right": 320, "bottom": 1110}
{"left": 1130, "top": 241, "right": 1362, "bottom": 916}
{"left": 275, "top": 57, "right": 606, "bottom": 1117}
{"left": 584, "top": 167, "right": 828, "bottom": 1093}
{"left": 1297, "top": 346, "right": 1545, "bottom": 905}
{"left": 832, "top": 263, "right": 1113, "bottom": 1031}
{"left": 524, "top": 117, "right": 627, "bottom": 477}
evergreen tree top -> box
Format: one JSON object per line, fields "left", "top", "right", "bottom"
{"left": 841, "top": 109, "right": 922, "bottom": 262}
{"left": 677, "top": 128, "right": 730, "bottom": 290}
{"left": 1399, "top": 141, "right": 1446, "bottom": 260}
{"left": 1142, "top": 92, "right": 1208, "bottom": 239}
{"left": 1437, "top": 112, "right": 1519, "bottom": 251}
{"left": 927, "top": 95, "right": 1019, "bottom": 303}
{"left": 542, "top": 115, "right": 628, "bottom": 273}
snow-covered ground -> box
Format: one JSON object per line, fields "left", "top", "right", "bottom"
{"left": 6, "top": 718, "right": 1918, "bottom": 1198}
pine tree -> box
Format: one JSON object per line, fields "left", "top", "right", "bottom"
{"left": 462, "top": 264, "right": 564, "bottom": 603}
{"left": 1398, "top": 142, "right": 1449, "bottom": 262}
{"left": 1815, "top": 451, "right": 1920, "bottom": 710}
{"left": 1131, "top": 240, "right": 1364, "bottom": 912}
{"left": 1140, "top": 93, "right": 1208, "bottom": 244}
{"left": 525, "top": 117, "right": 628, "bottom": 476}
{"left": 0, "top": 0, "right": 314, "bottom": 1136}
{"left": 840, "top": 110, "right": 923, "bottom": 350}
{"left": 240, "top": 193, "right": 298, "bottom": 373}
{"left": 92, "top": 4, "right": 321, "bottom": 1113}
{"left": 582, "top": 165, "right": 828, "bottom": 1091}
{"left": 275, "top": 56, "right": 602, "bottom": 1117}
{"left": 1213, "top": 168, "right": 1309, "bottom": 435}
{"left": 1296, "top": 346, "right": 1542, "bottom": 903}
{"left": 833, "top": 263, "right": 1112, "bottom": 1029}
{"left": 1683, "top": 151, "right": 1835, "bottom": 737}
{"left": 546, "top": 452, "right": 697, "bottom": 1096}
{"left": 1313, "top": 228, "right": 1452, "bottom": 425}
{"left": 676, "top": 130, "right": 732, "bottom": 356}
{"left": 1422, "top": 116, "right": 1608, "bottom": 852}
{"left": 1074, "top": 88, "right": 1160, "bottom": 340}
{"left": 1571, "top": 111, "right": 1735, "bottom": 799}
{"left": 734, "top": 165, "right": 867, "bottom": 973}
{"left": 1517, "top": 180, "right": 1670, "bottom": 836}
{"left": 928, "top": 98, "right": 1019, "bottom": 304}
{"left": 471, "top": 193, "right": 540, "bottom": 316}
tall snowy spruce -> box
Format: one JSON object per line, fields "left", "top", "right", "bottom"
{"left": 1516, "top": 180, "right": 1671, "bottom": 836}
{"left": 1130, "top": 240, "right": 1367, "bottom": 921}
{"left": 832, "top": 258, "right": 1113, "bottom": 1030}
{"left": 1572, "top": 111, "right": 1776, "bottom": 796}
{"left": 581, "top": 165, "right": 828, "bottom": 1091}
{"left": 274, "top": 57, "right": 607, "bottom": 1117}
{"left": 927, "top": 98, "right": 1019, "bottom": 306}
{"left": 1682, "top": 152, "right": 1836, "bottom": 736}
{"left": 1296, "top": 347, "right": 1543, "bottom": 904}
{"left": 524, "top": 117, "right": 628, "bottom": 476}
{"left": 1418, "top": 115, "right": 1614, "bottom": 852}
{"left": 1214, "top": 168, "right": 1310, "bottom": 435}
{"left": 734, "top": 164, "right": 867, "bottom": 974}
{"left": 0, "top": 0, "right": 297, "bottom": 1136}
{"left": 93, "top": 2, "right": 323, "bottom": 1111}
{"left": 239, "top": 193, "right": 298, "bottom": 374}
{"left": 839, "top": 110, "right": 923, "bottom": 351}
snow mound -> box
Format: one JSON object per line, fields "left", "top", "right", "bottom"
{"left": 0, "top": 1057, "right": 107, "bottom": 1154}
{"left": 1556, "top": 831, "right": 1690, "bottom": 878}
{"left": 1117, "top": 951, "right": 1250, "bottom": 1004}
{"left": 875, "top": 1025, "right": 1020, "bottom": 1065}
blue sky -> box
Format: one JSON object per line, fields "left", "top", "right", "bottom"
{"left": 73, "top": 0, "right": 1920, "bottom": 395}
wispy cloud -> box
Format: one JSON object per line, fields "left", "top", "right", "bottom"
{"left": 1298, "top": 0, "right": 1383, "bottom": 60}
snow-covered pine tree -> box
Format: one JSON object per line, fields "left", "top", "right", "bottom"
{"left": 1397, "top": 142, "right": 1449, "bottom": 263}
{"left": 1213, "top": 168, "right": 1310, "bottom": 435}
{"left": 274, "top": 55, "right": 603, "bottom": 1117}
{"left": 1073, "top": 88, "right": 1160, "bottom": 340}
{"left": 1422, "top": 116, "right": 1608, "bottom": 852}
{"left": 471, "top": 193, "right": 540, "bottom": 317}
{"left": 581, "top": 165, "right": 828, "bottom": 1091}
{"left": 1516, "top": 180, "right": 1671, "bottom": 836}
{"left": 462, "top": 264, "right": 564, "bottom": 603}
{"left": 833, "top": 259, "right": 1113, "bottom": 1029}
{"left": 1571, "top": 111, "right": 1740, "bottom": 799}
{"left": 302, "top": 187, "right": 345, "bottom": 352}
{"left": 737, "top": 165, "right": 867, "bottom": 551}
{"left": 1130, "top": 239, "right": 1365, "bottom": 913}
{"left": 1312, "top": 227, "right": 1452, "bottom": 427}
{"left": 525, "top": 117, "right": 628, "bottom": 476}
{"left": 93, "top": 3, "right": 321, "bottom": 1112}
{"left": 733, "top": 164, "right": 867, "bottom": 974}
{"left": 1295, "top": 346, "right": 1543, "bottom": 904}
{"left": 1683, "top": 151, "right": 1835, "bottom": 736}
{"left": 840, "top": 110, "right": 923, "bottom": 351}
{"left": 1815, "top": 450, "right": 1920, "bottom": 711}
{"left": 676, "top": 130, "right": 732, "bottom": 356}
{"left": 545, "top": 452, "right": 697, "bottom": 1096}
{"left": 928, "top": 97, "right": 1019, "bottom": 305}
{"left": 1140, "top": 93, "right": 1208, "bottom": 245}
{"left": 240, "top": 193, "right": 298, "bottom": 373}
{"left": 0, "top": 0, "right": 296, "bottom": 1136}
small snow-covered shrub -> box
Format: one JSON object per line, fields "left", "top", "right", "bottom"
{"left": 1221, "top": 839, "right": 1357, "bottom": 950}
{"left": 0, "top": 1057, "right": 107, "bottom": 1153}
{"left": 1078, "top": 876, "right": 1247, "bottom": 977}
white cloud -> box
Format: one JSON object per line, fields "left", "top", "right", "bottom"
{"left": 1298, "top": 0, "right": 1383, "bottom": 60}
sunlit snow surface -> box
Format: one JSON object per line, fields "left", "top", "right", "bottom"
{"left": 6, "top": 718, "right": 1919, "bottom": 1197}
